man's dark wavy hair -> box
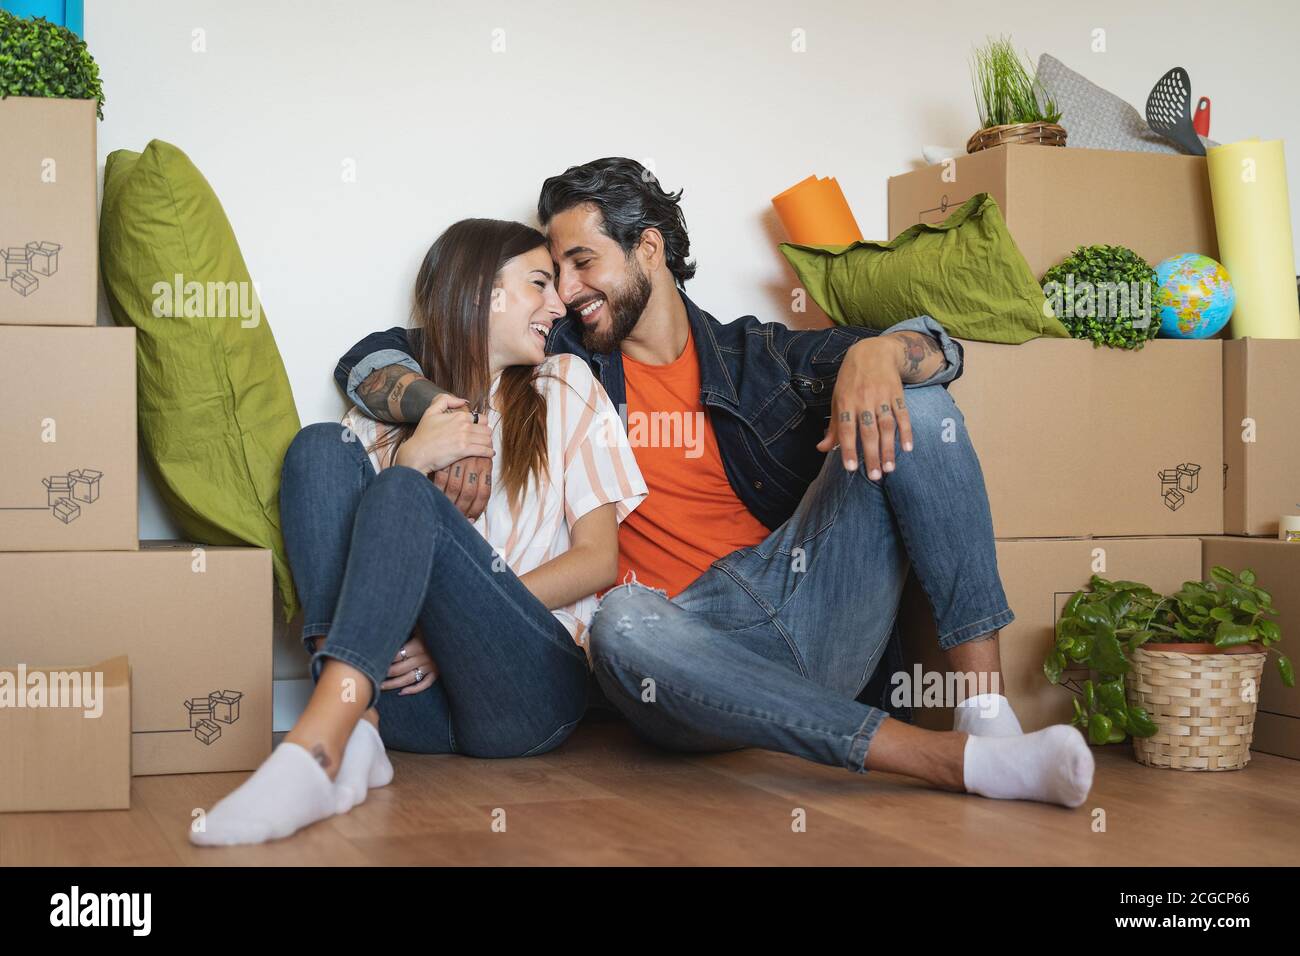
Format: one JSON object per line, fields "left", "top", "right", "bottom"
{"left": 537, "top": 157, "right": 696, "bottom": 287}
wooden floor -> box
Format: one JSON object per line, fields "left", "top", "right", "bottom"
{"left": 4, "top": 717, "right": 1298, "bottom": 866}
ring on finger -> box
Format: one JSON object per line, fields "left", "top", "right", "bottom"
{"left": 413, "top": 667, "right": 424, "bottom": 683}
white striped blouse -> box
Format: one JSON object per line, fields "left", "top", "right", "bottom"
{"left": 341, "top": 353, "right": 648, "bottom": 648}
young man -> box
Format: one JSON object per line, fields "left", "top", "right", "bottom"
{"left": 333, "top": 158, "right": 1094, "bottom": 807}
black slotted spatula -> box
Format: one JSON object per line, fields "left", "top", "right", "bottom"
{"left": 1145, "top": 67, "right": 1206, "bottom": 156}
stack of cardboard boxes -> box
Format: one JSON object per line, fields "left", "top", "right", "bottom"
{"left": 0, "top": 96, "right": 272, "bottom": 812}
{"left": 890, "top": 146, "right": 1300, "bottom": 761}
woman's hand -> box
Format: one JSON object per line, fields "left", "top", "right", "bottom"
{"left": 383, "top": 631, "right": 438, "bottom": 695}
{"left": 394, "top": 394, "right": 495, "bottom": 474}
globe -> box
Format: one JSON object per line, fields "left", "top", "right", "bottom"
{"left": 1155, "top": 253, "right": 1235, "bottom": 339}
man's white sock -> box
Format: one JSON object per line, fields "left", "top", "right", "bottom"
{"left": 953, "top": 692, "right": 1023, "bottom": 737}
{"left": 190, "top": 742, "right": 340, "bottom": 846}
{"left": 334, "top": 718, "right": 395, "bottom": 813}
{"left": 962, "top": 725, "right": 1095, "bottom": 808}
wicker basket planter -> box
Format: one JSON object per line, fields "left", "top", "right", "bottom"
{"left": 1126, "top": 643, "right": 1267, "bottom": 771}
{"left": 966, "top": 121, "right": 1067, "bottom": 154}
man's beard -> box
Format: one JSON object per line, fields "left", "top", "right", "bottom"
{"left": 581, "top": 259, "right": 652, "bottom": 354}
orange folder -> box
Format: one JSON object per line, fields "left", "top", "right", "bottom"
{"left": 771, "top": 175, "right": 863, "bottom": 246}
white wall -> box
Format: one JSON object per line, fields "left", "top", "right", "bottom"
{"left": 85, "top": 0, "right": 1300, "bottom": 674}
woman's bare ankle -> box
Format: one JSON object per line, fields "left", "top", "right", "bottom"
{"left": 282, "top": 728, "right": 345, "bottom": 782}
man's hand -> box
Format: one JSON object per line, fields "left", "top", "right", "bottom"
{"left": 432, "top": 456, "right": 492, "bottom": 521}
{"left": 382, "top": 632, "right": 438, "bottom": 695}
{"left": 816, "top": 337, "right": 915, "bottom": 479}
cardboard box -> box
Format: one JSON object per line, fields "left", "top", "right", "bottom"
{"left": 949, "top": 338, "right": 1223, "bottom": 538}
{"left": 26, "top": 241, "right": 62, "bottom": 277}
{"left": 0, "top": 543, "right": 272, "bottom": 775}
{"left": 888, "top": 145, "right": 1217, "bottom": 280}
{"left": 209, "top": 690, "right": 243, "bottom": 723}
{"left": 0, "top": 655, "right": 131, "bottom": 812}
{"left": 0, "top": 98, "right": 98, "bottom": 326}
{"left": 1199, "top": 537, "right": 1300, "bottom": 761}
{"left": 10, "top": 270, "right": 39, "bottom": 297}
{"left": 1222, "top": 339, "right": 1300, "bottom": 537}
{"left": 899, "top": 536, "right": 1204, "bottom": 732}
{"left": 68, "top": 467, "right": 102, "bottom": 503}
{"left": 0, "top": 326, "right": 137, "bottom": 551}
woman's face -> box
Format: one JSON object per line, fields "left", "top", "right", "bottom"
{"left": 488, "top": 245, "right": 565, "bottom": 373}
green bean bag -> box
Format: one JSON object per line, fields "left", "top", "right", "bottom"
{"left": 781, "top": 193, "right": 1069, "bottom": 344}
{"left": 100, "top": 139, "right": 300, "bottom": 621}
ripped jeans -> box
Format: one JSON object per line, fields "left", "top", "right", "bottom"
{"left": 279, "top": 422, "right": 590, "bottom": 757}
{"left": 587, "top": 383, "right": 1015, "bottom": 772}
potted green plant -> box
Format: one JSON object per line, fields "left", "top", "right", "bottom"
{"left": 1046, "top": 567, "right": 1293, "bottom": 771}
{"left": 0, "top": 11, "right": 105, "bottom": 117}
{"left": 967, "top": 36, "right": 1063, "bottom": 153}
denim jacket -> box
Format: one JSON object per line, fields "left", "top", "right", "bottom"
{"left": 334, "top": 290, "right": 963, "bottom": 531}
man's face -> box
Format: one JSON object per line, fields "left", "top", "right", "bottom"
{"left": 547, "top": 203, "right": 651, "bottom": 354}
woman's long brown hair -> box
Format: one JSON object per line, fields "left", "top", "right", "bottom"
{"left": 367, "top": 219, "right": 552, "bottom": 511}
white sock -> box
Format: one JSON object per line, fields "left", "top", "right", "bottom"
{"left": 190, "top": 742, "right": 340, "bottom": 846}
{"left": 334, "top": 718, "right": 394, "bottom": 813}
{"left": 962, "top": 725, "right": 1095, "bottom": 808}
{"left": 953, "top": 692, "right": 1023, "bottom": 737}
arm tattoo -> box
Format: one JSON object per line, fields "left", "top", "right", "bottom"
{"left": 397, "top": 377, "right": 443, "bottom": 423}
{"left": 897, "top": 331, "right": 941, "bottom": 381}
{"left": 355, "top": 365, "right": 445, "bottom": 424}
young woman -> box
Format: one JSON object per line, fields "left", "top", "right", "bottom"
{"left": 192, "top": 219, "right": 647, "bottom": 846}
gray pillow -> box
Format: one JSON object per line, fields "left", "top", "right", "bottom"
{"left": 1036, "top": 53, "right": 1217, "bottom": 154}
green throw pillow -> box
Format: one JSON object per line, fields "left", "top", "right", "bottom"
{"left": 780, "top": 193, "right": 1069, "bottom": 344}
{"left": 100, "top": 140, "right": 301, "bottom": 621}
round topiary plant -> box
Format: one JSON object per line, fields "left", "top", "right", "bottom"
{"left": 0, "top": 12, "right": 104, "bottom": 118}
{"left": 1041, "top": 244, "right": 1159, "bottom": 349}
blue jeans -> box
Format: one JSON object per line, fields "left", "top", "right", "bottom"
{"left": 279, "top": 423, "right": 590, "bottom": 757}
{"left": 587, "top": 383, "right": 1014, "bottom": 772}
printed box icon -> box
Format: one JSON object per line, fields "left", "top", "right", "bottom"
{"left": 194, "top": 719, "right": 222, "bottom": 745}
{"left": 2, "top": 247, "right": 29, "bottom": 278}
{"left": 42, "top": 475, "right": 73, "bottom": 506}
{"left": 208, "top": 690, "right": 242, "bottom": 724}
{"left": 10, "top": 270, "right": 38, "bottom": 296}
{"left": 1163, "top": 488, "right": 1185, "bottom": 511}
{"left": 1157, "top": 468, "right": 1181, "bottom": 491}
{"left": 25, "top": 241, "right": 61, "bottom": 276}
{"left": 52, "top": 497, "right": 80, "bottom": 524}
{"left": 68, "top": 468, "right": 102, "bottom": 503}
{"left": 1177, "top": 463, "right": 1201, "bottom": 493}
{"left": 184, "top": 697, "right": 215, "bottom": 728}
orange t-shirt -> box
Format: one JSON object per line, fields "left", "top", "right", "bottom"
{"left": 617, "top": 327, "right": 771, "bottom": 597}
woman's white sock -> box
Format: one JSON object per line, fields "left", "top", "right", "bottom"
{"left": 962, "top": 725, "right": 1095, "bottom": 808}
{"left": 334, "top": 718, "right": 395, "bottom": 813}
{"left": 190, "top": 742, "right": 339, "bottom": 846}
{"left": 953, "top": 692, "right": 1023, "bottom": 737}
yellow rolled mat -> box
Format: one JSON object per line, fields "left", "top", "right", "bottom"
{"left": 1207, "top": 138, "right": 1300, "bottom": 339}
{"left": 772, "top": 175, "right": 863, "bottom": 246}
